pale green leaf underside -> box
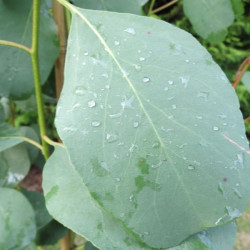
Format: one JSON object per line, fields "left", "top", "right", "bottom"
{"left": 0, "top": 188, "right": 36, "bottom": 249}
{"left": 43, "top": 146, "right": 237, "bottom": 250}
{"left": 242, "top": 72, "right": 250, "bottom": 91}
{"left": 183, "top": 0, "right": 234, "bottom": 43}
{"left": 72, "top": 0, "right": 147, "bottom": 15}
{"left": 55, "top": 6, "right": 250, "bottom": 248}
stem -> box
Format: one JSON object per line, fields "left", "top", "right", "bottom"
{"left": 64, "top": 0, "right": 71, "bottom": 34}
{"left": 43, "top": 135, "right": 65, "bottom": 147}
{"left": 0, "top": 40, "right": 31, "bottom": 54}
{"left": 245, "top": 117, "right": 250, "bottom": 123}
{"left": 147, "top": 0, "right": 156, "bottom": 15}
{"left": 233, "top": 56, "right": 250, "bottom": 88}
{"left": 30, "top": 0, "right": 50, "bottom": 160}
{"left": 152, "top": 0, "right": 179, "bottom": 14}
{"left": 9, "top": 100, "right": 15, "bottom": 127}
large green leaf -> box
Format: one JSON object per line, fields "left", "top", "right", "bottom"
{"left": 0, "top": 188, "right": 36, "bottom": 249}
{"left": 43, "top": 146, "right": 238, "bottom": 250}
{"left": 55, "top": 5, "right": 250, "bottom": 249}
{"left": 183, "top": 0, "right": 235, "bottom": 43}
{"left": 72, "top": 0, "right": 148, "bottom": 15}
{"left": 0, "top": 0, "right": 59, "bottom": 100}
{"left": 0, "top": 143, "right": 30, "bottom": 187}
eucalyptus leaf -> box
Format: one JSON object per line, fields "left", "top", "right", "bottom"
{"left": 72, "top": 0, "right": 147, "bottom": 15}
{"left": 242, "top": 71, "right": 250, "bottom": 91}
{"left": 0, "top": 188, "right": 36, "bottom": 249}
{"left": 0, "top": 122, "right": 24, "bottom": 151}
{"left": 183, "top": 0, "right": 235, "bottom": 43}
{"left": 230, "top": 0, "right": 244, "bottom": 18}
{"left": 43, "top": 146, "right": 238, "bottom": 250}
{"left": 22, "top": 189, "right": 52, "bottom": 230}
{"left": 55, "top": 5, "right": 250, "bottom": 248}
{"left": 0, "top": 0, "right": 59, "bottom": 100}
{"left": 0, "top": 143, "right": 30, "bottom": 187}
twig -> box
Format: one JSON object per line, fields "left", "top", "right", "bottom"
{"left": 152, "top": 0, "right": 179, "bottom": 14}
{"left": 0, "top": 40, "right": 31, "bottom": 54}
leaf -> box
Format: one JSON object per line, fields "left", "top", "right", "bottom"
{"left": 242, "top": 71, "right": 250, "bottom": 91}
{"left": 230, "top": 0, "right": 244, "bottom": 18}
{"left": 0, "top": 122, "right": 24, "bottom": 151}
{"left": 0, "top": 143, "right": 30, "bottom": 187}
{"left": 0, "top": 188, "right": 36, "bottom": 249}
{"left": 72, "top": 0, "right": 147, "bottom": 15}
{"left": 183, "top": 0, "right": 235, "bottom": 43}
{"left": 0, "top": 0, "right": 59, "bottom": 100}
{"left": 55, "top": 6, "right": 250, "bottom": 249}
{"left": 22, "top": 189, "right": 52, "bottom": 230}
{"left": 19, "top": 126, "right": 40, "bottom": 163}
{"left": 43, "top": 146, "right": 238, "bottom": 250}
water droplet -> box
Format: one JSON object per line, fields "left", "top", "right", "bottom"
{"left": 122, "top": 70, "right": 129, "bottom": 78}
{"left": 164, "top": 87, "right": 169, "bottom": 91}
{"left": 129, "top": 194, "right": 134, "bottom": 201}
{"left": 168, "top": 96, "right": 175, "bottom": 101}
{"left": 233, "top": 187, "right": 242, "bottom": 198}
{"left": 215, "top": 217, "right": 223, "bottom": 225}
{"left": 133, "top": 122, "right": 139, "bottom": 128}
{"left": 168, "top": 114, "right": 174, "bottom": 119}
{"left": 168, "top": 80, "right": 173, "bottom": 85}
{"left": 226, "top": 206, "right": 242, "bottom": 220}
{"left": 177, "top": 143, "right": 187, "bottom": 149}
{"left": 105, "top": 85, "right": 110, "bottom": 89}
{"left": 84, "top": 51, "right": 89, "bottom": 56}
{"left": 115, "top": 177, "right": 121, "bottom": 182}
{"left": 106, "top": 133, "right": 118, "bottom": 143}
{"left": 82, "top": 61, "right": 86, "bottom": 66}
{"left": 218, "top": 114, "right": 227, "bottom": 119}
{"left": 129, "top": 143, "right": 137, "bottom": 152}
{"left": 134, "top": 64, "right": 141, "bottom": 71}
{"left": 172, "top": 104, "right": 177, "bottom": 109}
{"left": 91, "top": 121, "right": 101, "bottom": 127}
{"left": 102, "top": 73, "right": 109, "bottom": 78}
{"left": 114, "top": 41, "right": 120, "bottom": 45}
{"left": 100, "top": 161, "right": 108, "bottom": 170}
{"left": 88, "top": 100, "right": 96, "bottom": 108}
{"left": 63, "top": 127, "right": 77, "bottom": 132}
{"left": 121, "top": 95, "right": 134, "bottom": 109}
{"left": 197, "top": 91, "right": 209, "bottom": 101}
{"left": 199, "top": 140, "right": 207, "bottom": 147}
{"left": 124, "top": 27, "right": 135, "bottom": 35}
{"left": 185, "top": 59, "right": 190, "bottom": 63}
{"left": 213, "top": 126, "right": 219, "bottom": 131}
{"left": 196, "top": 115, "right": 203, "bottom": 120}
{"left": 109, "top": 112, "right": 122, "bottom": 119}
{"left": 180, "top": 76, "right": 190, "bottom": 88}
{"left": 151, "top": 161, "right": 162, "bottom": 169}
{"left": 74, "top": 86, "right": 86, "bottom": 95}
{"left": 139, "top": 57, "right": 145, "bottom": 61}
{"left": 218, "top": 182, "right": 224, "bottom": 195}
{"left": 142, "top": 77, "right": 150, "bottom": 83}
{"left": 187, "top": 165, "right": 195, "bottom": 170}
{"left": 152, "top": 141, "right": 160, "bottom": 148}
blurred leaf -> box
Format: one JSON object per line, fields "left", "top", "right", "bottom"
{"left": 183, "top": 0, "right": 235, "bottom": 43}
{"left": 36, "top": 220, "right": 68, "bottom": 246}
{"left": 22, "top": 189, "right": 52, "bottom": 230}
{"left": 55, "top": 6, "right": 250, "bottom": 248}
{"left": 0, "top": 188, "right": 36, "bottom": 249}
{"left": 72, "top": 0, "right": 148, "bottom": 15}
{"left": 242, "top": 71, "right": 250, "bottom": 91}
{"left": 85, "top": 242, "right": 99, "bottom": 250}
{"left": 19, "top": 126, "right": 40, "bottom": 163}
{"left": 0, "top": 0, "right": 59, "bottom": 100}
{"left": 0, "top": 143, "right": 30, "bottom": 187}
{"left": 230, "top": 0, "right": 244, "bottom": 18}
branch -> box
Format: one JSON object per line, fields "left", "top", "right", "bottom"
{"left": 152, "top": 0, "right": 179, "bottom": 14}
{"left": 0, "top": 40, "right": 31, "bottom": 54}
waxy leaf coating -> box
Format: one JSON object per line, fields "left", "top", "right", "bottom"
{"left": 55, "top": 6, "right": 250, "bottom": 248}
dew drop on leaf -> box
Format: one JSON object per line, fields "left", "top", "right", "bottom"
{"left": 187, "top": 165, "right": 195, "bottom": 170}
{"left": 106, "top": 133, "right": 118, "bottom": 143}
{"left": 142, "top": 77, "right": 150, "bottom": 83}
{"left": 91, "top": 121, "right": 101, "bottom": 127}
{"left": 114, "top": 41, "right": 120, "bottom": 45}
{"left": 168, "top": 80, "right": 173, "bottom": 85}
{"left": 74, "top": 86, "right": 86, "bottom": 95}
{"left": 139, "top": 57, "right": 145, "bottom": 61}
{"left": 124, "top": 27, "right": 135, "bottom": 35}
{"left": 133, "top": 122, "right": 139, "bottom": 128}
{"left": 152, "top": 141, "right": 160, "bottom": 148}
{"left": 213, "top": 126, "right": 219, "bottom": 131}
{"left": 84, "top": 51, "right": 89, "bottom": 56}
{"left": 88, "top": 100, "right": 96, "bottom": 108}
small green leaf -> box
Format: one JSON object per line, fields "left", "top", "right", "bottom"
{"left": 55, "top": 7, "right": 250, "bottom": 248}
{"left": 0, "top": 0, "right": 59, "bottom": 100}
{"left": 183, "top": 0, "right": 235, "bottom": 43}
{"left": 0, "top": 143, "right": 30, "bottom": 187}
{"left": 0, "top": 188, "right": 36, "bottom": 249}
{"left": 230, "top": 0, "right": 244, "bottom": 18}
{"left": 72, "top": 0, "right": 147, "bottom": 15}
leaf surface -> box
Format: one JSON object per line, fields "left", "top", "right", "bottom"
{"left": 72, "top": 0, "right": 147, "bottom": 15}
{"left": 0, "top": 0, "right": 59, "bottom": 99}
{"left": 43, "top": 146, "right": 238, "bottom": 250}
{"left": 183, "top": 0, "right": 234, "bottom": 43}
{"left": 0, "top": 188, "right": 36, "bottom": 249}
{"left": 242, "top": 71, "right": 250, "bottom": 91}
{"left": 55, "top": 6, "right": 250, "bottom": 248}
